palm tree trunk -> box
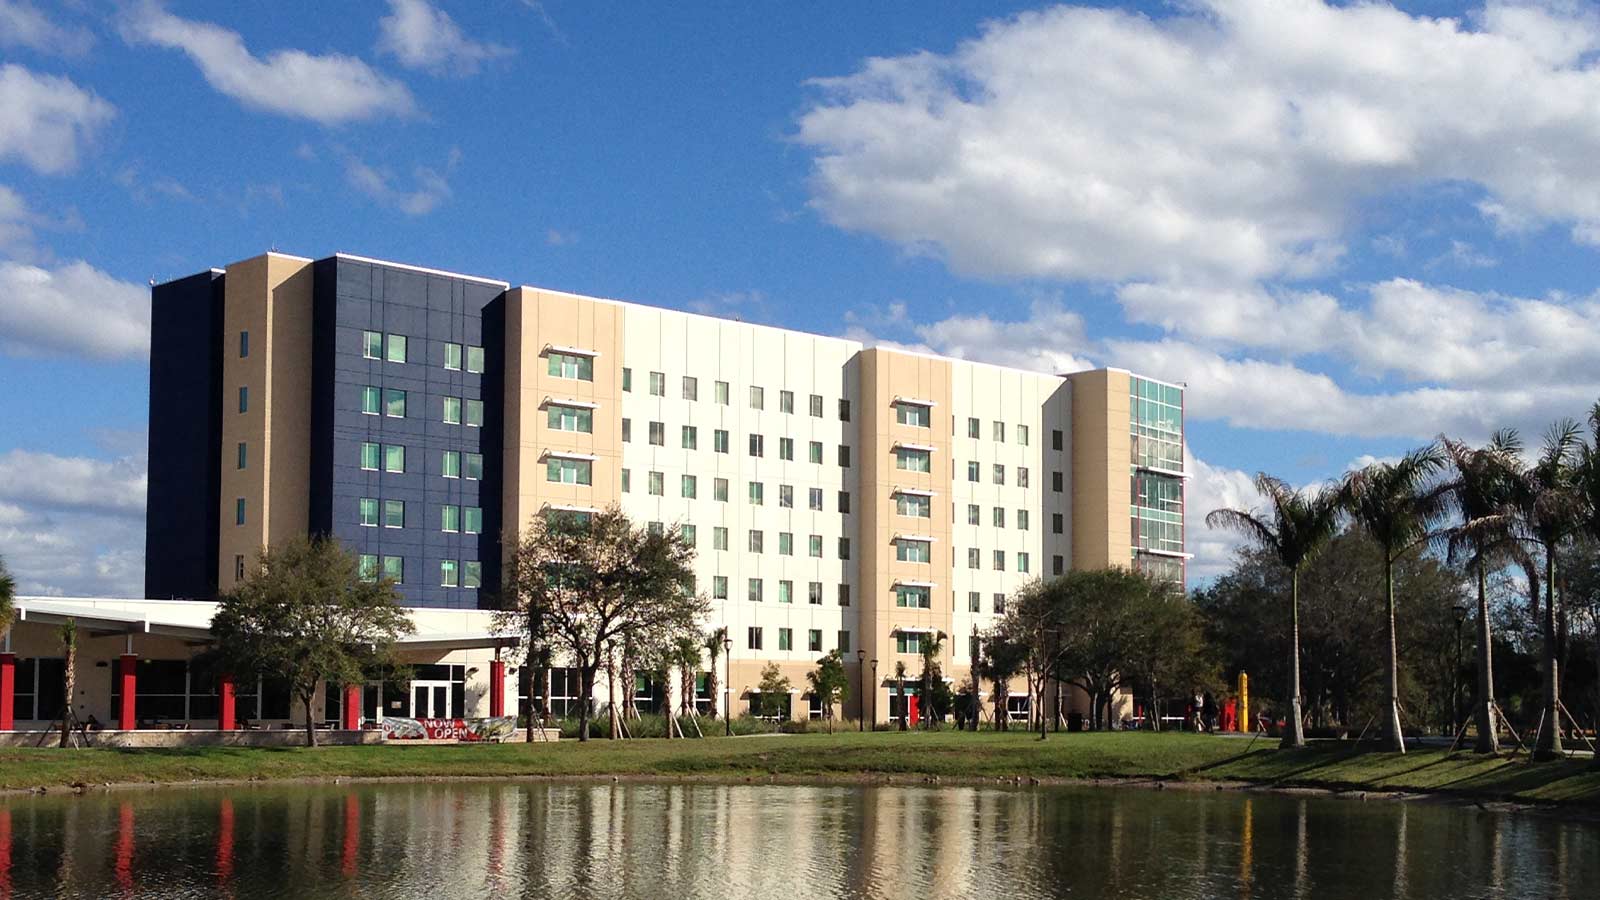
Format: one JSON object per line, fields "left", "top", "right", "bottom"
{"left": 1382, "top": 555, "right": 1405, "bottom": 753}
{"left": 1473, "top": 563, "right": 1499, "bottom": 754}
{"left": 1536, "top": 547, "right": 1563, "bottom": 759}
{"left": 1284, "top": 567, "right": 1306, "bottom": 749}
{"left": 706, "top": 652, "right": 720, "bottom": 723}
{"left": 59, "top": 636, "right": 75, "bottom": 748}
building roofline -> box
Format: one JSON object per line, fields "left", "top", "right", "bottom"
{"left": 333, "top": 252, "right": 510, "bottom": 288}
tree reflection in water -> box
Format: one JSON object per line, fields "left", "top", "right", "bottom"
{"left": 0, "top": 781, "right": 1594, "bottom": 898}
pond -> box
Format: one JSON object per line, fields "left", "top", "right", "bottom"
{"left": 0, "top": 780, "right": 1595, "bottom": 898}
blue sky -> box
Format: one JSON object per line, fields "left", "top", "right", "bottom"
{"left": 4, "top": 0, "right": 1600, "bottom": 595}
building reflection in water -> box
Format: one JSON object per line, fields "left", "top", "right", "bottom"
{"left": 0, "top": 780, "right": 1594, "bottom": 898}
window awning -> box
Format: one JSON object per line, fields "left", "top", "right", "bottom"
{"left": 893, "top": 396, "right": 937, "bottom": 408}
{"left": 544, "top": 344, "right": 600, "bottom": 358}
{"left": 542, "top": 397, "right": 600, "bottom": 409}
{"left": 894, "top": 534, "right": 938, "bottom": 543}
{"left": 544, "top": 503, "right": 600, "bottom": 514}
{"left": 893, "top": 487, "right": 937, "bottom": 497}
{"left": 544, "top": 449, "right": 598, "bottom": 462}
{"left": 894, "top": 626, "right": 937, "bottom": 635}
{"left": 893, "top": 442, "right": 937, "bottom": 453}
{"left": 14, "top": 600, "right": 213, "bottom": 641}
{"left": 893, "top": 580, "right": 937, "bottom": 589}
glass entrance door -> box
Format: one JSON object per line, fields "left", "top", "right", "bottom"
{"left": 410, "top": 681, "right": 454, "bottom": 719}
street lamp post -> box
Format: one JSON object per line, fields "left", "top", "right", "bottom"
{"left": 856, "top": 649, "right": 866, "bottom": 732}
{"left": 870, "top": 658, "right": 879, "bottom": 731}
{"left": 723, "top": 634, "right": 733, "bottom": 737}
{"left": 1453, "top": 602, "right": 1468, "bottom": 737}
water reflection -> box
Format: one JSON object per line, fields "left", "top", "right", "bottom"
{"left": 0, "top": 780, "right": 1595, "bottom": 899}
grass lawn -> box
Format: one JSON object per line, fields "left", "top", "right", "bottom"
{"left": 2, "top": 731, "right": 1596, "bottom": 806}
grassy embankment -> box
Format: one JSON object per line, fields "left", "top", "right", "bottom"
{"left": 2, "top": 731, "right": 1595, "bottom": 806}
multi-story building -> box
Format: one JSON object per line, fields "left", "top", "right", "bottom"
{"left": 144, "top": 251, "right": 1188, "bottom": 724}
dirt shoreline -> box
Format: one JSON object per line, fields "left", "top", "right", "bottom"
{"left": 7, "top": 769, "right": 1596, "bottom": 821}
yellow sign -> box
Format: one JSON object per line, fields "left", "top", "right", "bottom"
{"left": 1238, "top": 672, "right": 1249, "bottom": 733}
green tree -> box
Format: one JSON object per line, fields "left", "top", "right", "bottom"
{"left": 1342, "top": 445, "right": 1450, "bottom": 752}
{"left": 757, "top": 662, "right": 792, "bottom": 720}
{"left": 704, "top": 627, "right": 727, "bottom": 722}
{"left": 1000, "top": 579, "right": 1069, "bottom": 738}
{"left": 893, "top": 660, "right": 908, "bottom": 730}
{"left": 497, "top": 508, "right": 703, "bottom": 742}
{"left": 1441, "top": 432, "right": 1526, "bottom": 753}
{"left": 1207, "top": 474, "right": 1342, "bottom": 749}
{"left": 806, "top": 650, "right": 850, "bottom": 733}
{"left": 1122, "top": 586, "right": 1216, "bottom": 730}
{"left": 0, "top": 556, "right": 14, "bottom": 635}
{"left": 977, "top": 628, "right": 1027, "bottom": 731}
{"left": 1508, "top": 422, "right": 1587, "bottom": 759}
{"left": 210, "top": 536, "right": 414, "bottom": 748}
{"left": 918, "top": 630, "right": 947, "bottom": 730}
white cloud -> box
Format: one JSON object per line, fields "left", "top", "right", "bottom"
{"left": 0, "top": 64, "right": 114, "bottom": 174}
{"left": 344, "top": 157, "right": 453, "bottom": 216}
{"left": 796, "top": 0, "right": 1600, "bottom": 285}
{"left": 0, "top": 0, "right": 94, "bottom": 57}
{"left": 1183, "top": 451, "right": 1266, "bottom": 583}
{"left": 902, "top": 300, "right": 1097, "bottom": 375}
{"left": 377, "top": 0, "right": 514, "bottom": 75}
{"left": 0, "top": 448, "right": 146, "bottom": 597}
{"left": 121, "top": 2, "right": 415, "bottom": 125}
{"left": 0, "top": 260, "right": 151, "bottom": 360}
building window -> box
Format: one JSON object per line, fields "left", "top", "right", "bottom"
{"left": 838, "top": 538, "right": 851, "bottom": 560}
{"left": 465, "top": 399, "right": 483, "bottom": 427}
{"left": 713, "top": 527, "right": 729, "bottom": 550}
{"left": 895, "top": 539, "right": 931, "bottom": 563}
{"left": 779, "top": 532, "right": 793, "bottom": 555}
{"left": 967, "top": 417, "right": 980, "bottom": 438}
{"left": 894, "top": 448, "right": 931, "bottom": 472}
{"left": 235, "top": 497, "right": 245, "bottom": 525}
{"left": 442, "top": 505, "right": 460, "bottom": 533}
{"left": 838, "top": 630, "right": 852, "bottom": 653}
{"left": 465, "top": 507, "right": 482, "bottom": 534}
{"left": 361, "top": 386, "right": 380, "bottom": 415}
{"left": 621, "top": 469, "right": 630, "bottom": 492}
{"left": 748, "top": 434, "right": 764, "bottom": 457}
{"left": 441, "top": 560, "right": 459, "bottom": 588}
{"left": 968, "top": 591, "right": 981, "bottom": 612}
{"left": 896, "top": 632, "right": 922, "bottom": 654}
{"left": 236, "top": 442, "right": 247, "bottom": 470}
{"left": 809, "top": 394, "right": 823, "bottom": 417}
{"left": 1018, "top": 552, "right": 1031, "bottom": 573}
{"left": 359, "top": 498, "right": 378, "bottom": 527}
{"left": 749, "top": 386, "right": 764, "bottom": 409}
{"left": 1052, "top": 513, "right": 1064, "bottom": 534}
{"left": 648, "top": 471, "right": 664, "bottom": 495}
{"left": 1018, "top": 424, "right": 1029, "bottom": 446}
{"left": 895, "top": 402, "right": 931, "bottom": 427}
{"left": 237, "top": 386, "right": 248, "bottom": 413}
{"left": 649, "top": 421, "right": 665, "bottom": 445}
{"left": 385, "top": 388, "right": 406, "bottom": 418}
{"left": 444, "top": 397, "right": 462, "bottom": 425}
{"left": 648, "top": 371, "right": 665, "bottom": 396}
{"left": 809, "top": 534, "right": 823, "bottom": 558}
{"left": 382, "top": 556, "right": 404, "bottom": 583}
{"left": 896, "top": 493, "right": 931, "bottom": 517}
{"left": 968, "top": 548, "right": 980, "bottom": 569}
{"left": 779, "top": 390, "right": 794, "bottom": 413}
{"left": 465, "top": 453, "right": 483, "bottom": 480}
{"left": 749, "top": 482, "right": 764, "bottom": 505}
{"left": 1052, "top": 429, "right": 1064, "bottom": 450}
{"left": 682, "top": 474, "right": 697, "bottom": 498}
{"left": 993, "top": 464, "right": 1005, "bottom": 485}
{"left": 808, "top": 488, "right": 823, "bottom": 511}
{"left": 838, "top": 491, "right": 851, "bottom": 513}
{"left": 715, "top": 381, "right": 730, "bottom": 404}
{"left": 809, "top": 581, "right": 823, "bottom": 604}
{"left": 547, "top": 352, "right": 594, "bottom": 380}
{"left": 682, "top": 376, "right": 698, "bottom": 400}
{"left": 966, "top": 461, "right": 979, "bottom": 482}
{"left": 748, "top": 579, "right": 764, "bottom": 602}
{"left": 622, "top": 418, "right": 632, "bottom": 442}
{"left": 778, "top": 628, "right": 793, "bottom": 651}
{"left": 714, "top": 478, "right": 729, "bottom": 502}
{"left": 464, "top": 561, "right": 482, "bottom": 589}
{"left": 547, "top": 457, "right": 592, "bottom": 485}
{"left": 748, "top": 530, "right": 764, "bottom": 553}
{"left": 714, "top": 429, "right": 729, "bottom": 453}
{"left": 1053, "top": 555, "right": 1065, "bottom": 575}
{"left": 838, "top": 445, "right": 851, "bottom": 468}
{"left": 808, "top": 629, "right": 822, "bottom": 652}
{"left": 360, "top": 442, "right": 380, "bottom": 470}
{"left": 363, "top": 330, "right": 382, "bottom": 359}
{"left": 809, "top": 441, "right": 823, "bottom": 464}
{"left": 896, "top": 585, "right": 931, "bottom": 608}
{"left": 1014, "top": 509, "right": 1029, "bottom": 531}
{"left": 779, "top": 437, "right": 794, "bottom": 460}
{"left": 1052, "top": 471, "right": 1064, "bottom": 492}
{"left": 993, "top": 550, "right": 1006, "bottom": 571}
{"left": 445, "top": 343, "right": 463, "bottom": 370}
{"left": 648, "top": 521, "right": 664, "bottom": 537}
{"left": 622, "top": 368, "right": 632, "bottom": 391}
{"left": 713, "top": 576, "right": 729, "bottom": 600}
{"left": 748, "top": 626, "right": 763, "bottom": 650}
{"left": 1018, "top": 467, "right": 1030, "bottom": 488}
{"left": 779, "top": 580, "right": 793, "bottom": 603}
{"left": 839, "top": 399, "right": 851, "bottom": 421}
{"left": 682, "top": 425, "right": 698, "bottom": 449}
{"left": 358, "top": 555, "right": 377, "bottom": 582}
{"left": 382, "top": 444, "right": 404, "bottom": 473}
{"left": 967, "top": 504, "right": 979, "bottom": 525}
{"left": 779, "top": 484, "right": 794, "bottom": 508}
{"left": 994, "top": 594, "right": 1007, "bottom": 615}
{"left": 384, "top": 500, "right": 405, "bottom": 528}
{"left": 994, "top": 507, "right": 1006, "bottom": 528}
{"left": 993, "top": 421, "right": 1005, "bottom": 442}
{"left": 682, "top": 524, "right": 697, "bottom": 546}
{"left": 385, "top": 334, "right": 407, "bottom": 364}
{"left": 838, "top": 584, "right": 851, "bottom": 607}
{"left": 442, "top": 450, "right": 461, "bottom": 478}
{"left": 548, "top": 404, "right": 593, "bottom": 433}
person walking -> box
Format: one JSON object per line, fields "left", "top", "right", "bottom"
{"left": 1202, "top": 691, "right": 1218, "bottom": 734}
{"left": 1191, "top": 690, "right": 1205, "bottom": 732}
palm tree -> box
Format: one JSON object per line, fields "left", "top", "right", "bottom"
{"left": 1342, "top": 445, "right": 1449, "bottom": 753}
{"left": 674, "top": 635, "right": 701, "bottom": 727}
{"left": 1511, "top": 420, "right": 1587, "bottom": 760}
{"left": 1577, "top": 401, "right": 1600, "bottom": 769}
{"left": 893, "top": 660, "right": 908, "bottom": 731}
{"left": 704, "top": 627, "right": 726, "bottom": 723}
{"left": 59, "top": 618, "right": 77, "bottom": 748}
{"left": 1440, "top": 432, "right": 1525, "bottom": 754}
{"left": 1207, "top": 474, "right": 1343, "bottom": 749}
{"left": 918, "top": 630, "right": 946, "bottom": 730}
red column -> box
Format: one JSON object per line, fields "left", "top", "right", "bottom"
{"left": 219, "top": 674, "right": 237, "bottom": 731}
{"left": 119, "top": 654, "right": 138, "bottom": 731}
{"left": 342, "top": 684, "right": 362, "bottom": 730}
{"left": 0, "top": 653, "right": 15, "bottom": 731}
{"left": 489, "top": 660, "right": 506, "bottom": 718}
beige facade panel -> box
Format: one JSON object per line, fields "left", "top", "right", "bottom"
{"left": 1066, "top": 368, "right": 1131, "bottom": 570}
{"left": 500, "top": 287, "right": 625, "bottom": 562}
{"left": 216, "top": 252, "right": 314, "bottom": 592}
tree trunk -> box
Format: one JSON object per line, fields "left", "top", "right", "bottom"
{"left": 606, "top": 654, "right": 619, "bottom": 740}
{"left": 59, "top": 640, "right": 75, "bottom": 748}
{"left": 1473, "top": 564, "right": 1499, "bottom": 754}
{"left": 1382, "top": 555, "right": 1405, "bottom": 753}
{"left": 1536, "top": 547, "right": 1563, "bottom": 759}
{"left": 896, "top": 679, "right": 905, "bottom": 731}
{"left": 304, "top": 693, "right": 318, "bottom": 748}
{"left": 1037, "top": 677, "right": 1048, "bottom": 741}
{"left": 577, "top": 664, "right": 595, "bottom": 743}
{"left": 1284, "top": 567, "right": 1307, "bottom": 750}
{"left": 706, "top": 653, "right": 721, "bottom": 724}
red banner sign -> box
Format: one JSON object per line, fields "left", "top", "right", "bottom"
{"left": 381, "top": 716, "right": 516, "bottom": 742}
